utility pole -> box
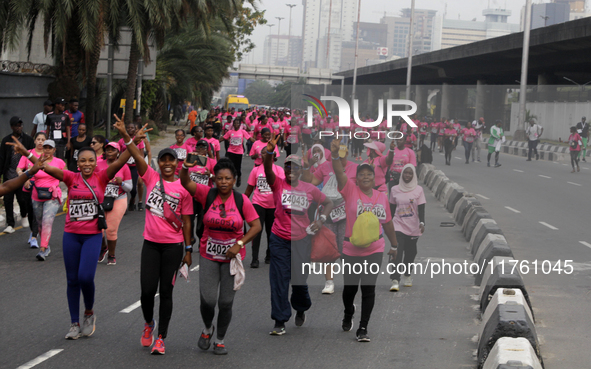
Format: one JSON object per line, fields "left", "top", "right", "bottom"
{"left": 266, "top": 24, "right": 275, "bottom": 65}
{"left": 275, "top": 17, "right": 284, "bottom": 66}
{"left": 405, "top": 0, "right": 415, "bottom": 101}
{"left": 106, "top": 36, "right": 114, "bottom": 138}
{"left": 326, "top": 0, "right": 333, "bottom": 70}
{"left": 516, "top": 0, "right": 532, "bottom": 141}
{"left": 351, "top": 0, "right": 362, "bottom": 103}
{"left": 287, "top": 4, "right": 296, "bottom": 66}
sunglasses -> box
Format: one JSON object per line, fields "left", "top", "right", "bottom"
{"left": 285, "top": 164, "right": 301, "bottom": 171}
{"left": 90, "top": 141, "right": 98, "bottom": 145}
{"left": 219, "top": 204, "right": 226, "bottom": 218}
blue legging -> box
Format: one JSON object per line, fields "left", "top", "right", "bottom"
{"left": 63, "top": 232, "right": 103, "bottom": 323}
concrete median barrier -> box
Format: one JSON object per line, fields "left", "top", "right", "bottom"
{"left": 477, "top": 303, "right": 542, "bottom": 369}
{"left": 479, "top": 257, "right": 532, "bottom": 313}
{"left": 471, "top": 219, "right": 504, "bottom": 255}
{"left": 445, "top": 184, "right": 465, "bottom": 213}
{"left": 481, "top": 288, "right": 535, "bottom": 326}
{"left": 454, "top": 197, "right": 481, "bottom": 225}
{"left": 462, "top": 207, "right": 491, "bottom": 241}
{"left": 429, "top": 171, "right": 446, "bottom": 192}
{"left": 474, "top": 237, "right": 514, "bottom": 286}
{"left": 424, "top": 169, "right": 436, "bottom": 185}
{"left": 481, "top": 337, "right": 543, "bottom": 369}
{"left": 435, "top": 179, "right": 451, "bottom": 201}
{"left": 417, "top": 164, "right": 435, "bottom": 182}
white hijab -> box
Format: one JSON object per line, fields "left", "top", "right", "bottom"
{"left": 398, "top": 164, "right": 418, "bottom": 193}
{"left": 311, "top": 144, "right": 327, "bottom": 168}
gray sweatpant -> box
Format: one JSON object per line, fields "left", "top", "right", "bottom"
{"left": 471, "top": 138, "right": 482, "bottom": 161}
{"left": 199, "top": 257, "right": 236, "bottom": 340}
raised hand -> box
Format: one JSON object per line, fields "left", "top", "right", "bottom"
{"left": 183, "top": 153, "right": 199, "bottom": 168}
{"left": 390, "top": 139, "right": 397, "bottom": 151}
{"left": 29, "top": 154, "right": 50, "bottom": 174}
{"left": 133, "top": 123, "right": 153, "bottom": 145}
{"left": 330, "top": 138, "right": 340, "bottom": 157}
{"left": 266, "top": 132, "right": 280, "bottom": 153}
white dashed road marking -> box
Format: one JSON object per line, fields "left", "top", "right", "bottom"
{"left": 567, "top": 182, "right": 582, "bottom": 186}
{"left": 579, "top": 241, "right": 591, "bottom": 249}
{"left": 539, "top": 222, "right": 558, "bottom": 230}
{"left": 513, "top": 169, "right": 524, "bottom": 173}
{"left": 504, "top": 206, "right": 521, "bottom": 213}
{"left": 120, "top": 294, "right": 159, "bottom": 313}
{"left": 17, "top": 349, "right": 63, "bottom": 369}
{"left": 191, "top": 265, "right": 200, "bottom": 272}
{"left": 538, "top": 175, "right": 551, "bottom": 178}
{"left": 476, "top": 194, "right": 489, "bottom": 200}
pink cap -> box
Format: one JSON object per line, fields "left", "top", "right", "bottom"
{"left": 106, "top": 142, "right": 121, "bottom": 151}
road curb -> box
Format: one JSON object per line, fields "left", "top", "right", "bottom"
{"left": 479, "top": 257, "right": 532, "bottom": 314}
{"left": 481, "top": 337, "right": 543, "bottom": 369}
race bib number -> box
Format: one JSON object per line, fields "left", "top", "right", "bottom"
{"left": 73, "top": 149, "right": 79, "bottom": 160}
{"left": 206, "top": 237, "right": 236, "bottom": 260}
{"left": 104, "top": 183, "right": 119, "bottom": 198}
{"left": 464, "top": 136, "right": 474, "bottom": 143}
{"left": 175, "top": 148, "right": 187, "bottom": 160}
{"left": 146, "top": 187, "right": 179, "bottom": 217}
{"left": 256, "top": 176, "right": 271, "bottom": 193}
{"left": 190, "top": 172, "right": 209, "bottom": 185}
{"left": 356, "top": 202, "right": 386, "bottom": 220}
{"left": 281, "top": 192, "right": 309, "bottom": 212}
{"left": 330, "top": 202, "right": 346, "bottom": 222}
{"left": 230, "top": 137, "right": 242, "bottom": 146}
{"left": 431, "top": 127, "right": 438, "bottom": 133}
{"left": 287, "top": 135, "right": 297, "bottom": 144}
{"left": 53, "top": 130, "right": 62, "bottom": 140}
{"left": 127, "top": 156, "right": 136, "bottom": 165}
{"left": 69, "top": 199, "right": 97, "bottom": 221}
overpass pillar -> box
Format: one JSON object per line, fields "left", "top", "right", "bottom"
{"left": 367, "top": 88, "right": 375, "bottom": 116}
{"left": 441, "top": 83, "right": 451, "bottom": 120}
{"left": 475, "top": 80, "right": 486, "bottom": 121}
{"left": 389, "top": 87, "right": 395, "bottom": 99}
{"left": 537, "top": 73, "right": 556, "bottom": 102}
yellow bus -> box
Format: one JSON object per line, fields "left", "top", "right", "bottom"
{"left": 224, "top": 94, "right": 249, "bottom": 111}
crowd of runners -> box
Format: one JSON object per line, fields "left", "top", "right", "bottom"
{"left": 1, "top": 99, "right": 587, "bottom": 355}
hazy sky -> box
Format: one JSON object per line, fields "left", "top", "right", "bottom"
{"left": 243, "top": 0, "right": 546, "bottom": 65}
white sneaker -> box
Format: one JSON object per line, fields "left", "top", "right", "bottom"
{"left": 322, "top": 280, "right": 335, "bottom": 294}
{"left": 2, "top": 226, "right": 15, "bottom": 234}
{"left": 65, "top": 323, "right": 82, "bottom": 340}
{"left": 403, "top": 275, "right": 413, "bottom": 287}
{"left": 21, "top": 217, "right": 29, "bottom": 228}
{"left": 390, "top": 280, "right": 399, "bottom": 292}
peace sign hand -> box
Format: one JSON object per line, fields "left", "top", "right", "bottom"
{"left": 6, "top": 136, "right": 29, "bottom": 156}
{"left": 113, "top": 114, "right": 127, "bottom": 138}
{"left": 266, "top": 132, "right": 280, "bottom": 153}
{"left": 133, "top": 123, "right": 153, "bottom": 145}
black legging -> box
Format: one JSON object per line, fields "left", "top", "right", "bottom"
{"left": 129, "top": 165, "right": 138, "bottom": 203}
{"left": 444, "top": 137, "right": 454, "bottom": 163}
{"left": 252, "top": 204, "right": 274, "bottom": 262}
{"left": 342, "top": 252, "right": 383, "bottom": 330}
{"left": 430, "top": 133, "right": 437, "bottom": 152}
{"left": 487, "top": 151, "right": 500, "bottom": 165}
{"left": 226, "top": 152, "right": 243, "bottom": 179}
{"left": 571, "top": 150, "right": 580, "bottom": 169}
{"left": 140, "top": 240, "right": 183, "bottom": 339}
{"left": 389, "top": 232, "right": 418, "bottom": 281}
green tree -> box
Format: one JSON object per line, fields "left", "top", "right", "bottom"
{"left": 244, "top": 80, "right": 274, "bottom": 104}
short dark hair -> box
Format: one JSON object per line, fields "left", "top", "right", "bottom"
{"left": 175, "top": 129, "right": 186, "bottom": 135}
{"left": 34, "top": 132, "right": 47, "bottom": 140}
{"left": 77, "top": 147, "right": 96, "bottom": 159}
{"left": 69, "top": 98, "right": 79, "bottom": 103}
{"left": 213, "top": 158, "right": 237, "bottom": 178}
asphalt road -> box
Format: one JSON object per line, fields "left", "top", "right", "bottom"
{"left": 431, "top": 144, "right": 591, "bottom": 368}
{"left": 1, "top": 139, "right": 486, "bottom": 369}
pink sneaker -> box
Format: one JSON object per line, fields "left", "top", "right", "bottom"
{"left": 151, "top": 335, "right": 165, "bottom": 355}
{"left": 141, "top": 320, "right": 157, "bottom": 347}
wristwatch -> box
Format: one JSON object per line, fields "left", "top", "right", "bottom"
{"left": 185, "top": 245, "right": 193, "bottom": 253}
{"left": 237, "top": 240, "right": 244, "bottom": 249}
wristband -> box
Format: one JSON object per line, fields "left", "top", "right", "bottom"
{"left": 185, "top": 246, "right": 193, "bottom": 253}
{"left": 266, "top": 149, "right": 274, "bottom": 155}
{"left": 182, "top": 164, "right": 188, "bottom": 170}
{"left": 125, "top": 138, "right": 133, "bottom": 146}
{"left": 27, "top": 152, "right": 33, "bottom": 159}
{"left": 319, "top": 214, "right": 327, "bottom": 223}
{"left": 419, "top": 222, "right": 425, "bottom": 226}
{"left": 24, "top": 170, "right": 34, "bottom": 179}
{"left": 390, "top": 246, "right": 398, "bottom": 250}
{"left": 331, "top": 156, "right": 339, "bottom": 160}
{"left": 389, "top": 149, "right": 396, "bottom": 152}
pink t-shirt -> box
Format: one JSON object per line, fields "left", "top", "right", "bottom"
{"left": 254, "top": 123, "right": 276, "bottom": 140}
{"left": 203, "top": 137, "right": 221, "bottom": 155}
{"left": 96, "top": 160, "right": 132, "bottom": 198}
{"left": 270, "top": 178, "right": 326, "bottom": 241}
{"left": 363, "top": 156, "right": 389, "bottom": 192}
{"left": 188, "top": 158, "right": 217, "bottom": 187}
{"left": 405, "top": 133, "right": 417, "bottom": 149}
{"left": 250, "top": 140, "right": 280, "bottom": 166}
{"left": 419, "top": 122, "right": 428, "bottom": 135}
{"left": 63, "top": 169, "right": 110, "bottom": 234}
{"left": 141, "top": 166, "right": 193, "bottom": 243}
{"left": 118, "top": 138, "right": 145, "bottom": 166}
{"left": 19, "top": 153, "right": 65, "bottom": 201}
{"left": 390, "top": 185, "right": 426, "bottom": 237}
{"left": 430, "top": 122, "right": 439, "bottom": 134}
{"left": 223, "top": 129, "right": 251, "bottom": 155}
{"left": 313, "top": 160, "right": 358, "bottom": 186}
{"left": 17, "top": 149, "right": 41, "bottom": 194}
{"left": 301, "top": 117, "right": 312, "bottom": 134}
{"left": 340, "top": 180, "right": 392, "bottom": 257}
{"left": 438, "top": 123, "right": 446, "bottom": 135}
{"left": 170, "top": 142, "right": 191, "bottom": 175}
{"left": 444, "top": 128, "right": 457, "bottom": 140}
{"left": 193, "top": 186, "right": 258, "bottom": 263}
{"left": 461, "top": 128, "right": 477, "bottom": 143}
{"left": 247, "top": 164, "right": 285, "bottom": 209}
{"left": 390, "top": 147, "right": 417, "bottom": 173}
{"left": 286, "top": 125, "right": 300, "bottom": 144}
{"left": 569, "top": 133, "right": 582, "bottom": 151}
{"left": 185, "top": 137, "right": 199, "bottom": 152}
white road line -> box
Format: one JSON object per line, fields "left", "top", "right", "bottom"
{"left": 454, "top": 156, "right": 462, "bottom": 160}
{"left": 120, "top": 294, "right": 159, "bottom": 313}
{"left": 539, "top": 222, "right": 558, "bottom": 230}
{"left": 567, "top": 182, "right": 582, "bottom": 186}
{"left": 504, "top": 206, "right": 521, "bottom": 213}
{"left": 538, "top": 175, "right": 551, "bottom": 178}
{"left": 562, "top": 163, "right": 569, "bottom": 166}
{"left": 513, "top": 169, "right": 524, "bottom": 173}
{"left": 17, "top": 349, "right": 64, "bottom": 369}
{"left": 190, "top": 265, "right": 200, "bottom": 272}
{"left": 583, "top": 167, "right": 589, "bottom": 170}
{"left": 579, "top": 241, "right": 591, "bottom": 249}
{"left": 476, "top": 194, "right": 490, "bottom": 200}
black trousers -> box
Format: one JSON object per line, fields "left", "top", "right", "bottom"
{"left": 22, "top": 190, "right": 38, "bottom": 236}
{"left": 252, "top": 204, "right": 274, "bottom": 262}
{"left": 226, "top": 152, "right": 243, "bottom": 179}
{"left": 342, "top": 252, "right": 383, "bottom": 330}
{"left": 444, "top": 138, "right": 453, "bottom": 163}
{"left": 129, "top": 165, "right": 138, "bottom": 201}
{"left": 140, "top": 240, "right": 184, "bottom": 339}
{"left": 528, "top": 140, "right": 539, "bottom": 160}
{"left": 389, "top": 232, "right": 418, "bottom": 281}
{"left": 3, "top": 186, "right": 28, "bottom": 228}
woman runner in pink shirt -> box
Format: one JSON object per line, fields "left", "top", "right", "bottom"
{"left": 169, "top": 129, "right": 190, "bottom": 177}
{"left": 219, "top": 118, "right": 252, "bottom": 187}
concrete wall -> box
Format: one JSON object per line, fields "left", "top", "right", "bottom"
{"left": 509, "top": 101, "right": 591, "bottom": 141}
{"left": 0, "top": 72, "right": 54, "bottom": 139}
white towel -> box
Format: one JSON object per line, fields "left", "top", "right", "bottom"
{"left": 230, "top": 254, "right": 245, "bottom": 291}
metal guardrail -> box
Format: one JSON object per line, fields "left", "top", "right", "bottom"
{"left": 1, "top": 60, "right": 56, "bottom": 75}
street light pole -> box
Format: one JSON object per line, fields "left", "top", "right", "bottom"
{"left": 286, "top": 4, "right": 296, "bottom": 67}
{"left": 405, "top": 0, "right": 415, "bottom": 101}
{"left": 266, "top": 24, "right": 275, "bottom": 65}
{"left": 275, "top": 17, "right": 284, "bottom": 66}
{"left": 516, "top": 0, "right": 532, "bottom": 141}
{"left": 351, "top": 0, "right": 362, "bottom": 103}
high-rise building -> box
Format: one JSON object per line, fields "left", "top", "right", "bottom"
{"left": 528, "top": 3, "right": 570, "bottom": 29}
{"left": 263, "top": 35, "right": 291, "bottom": 66}
{"left": 0, "top": 18, "right": 53, "bottom": 65}
{"left": 301, "top": 0, "right": 357, "bottom": 69}
{"left": 380, "top": 8, "right": 437, "bottom": 58}
{"left": 316, "top": 29, "right": 343, "bottom": 71}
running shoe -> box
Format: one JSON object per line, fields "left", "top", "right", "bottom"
{"left": 295, "top": 311, "right": 306, "bottom": 327}
{"left": 27, "top": 232, "right": 32, "bottom": 244}
{"left": 81, "top": 314, "right": 96, "bottom": 336}
{"left": 30, "top": 238, "right": 39, "bottom": 249}
{"left": 198, "top": 326, "right": 215, "bottom": 350}
{"left": 2, "top": 226, "right": 15, "bottom": 234}
{"left": 250, "top": 260, "right": 259, "bottom": 268}
{"left": 107, "top": 256, "right": 117, "bottom": 265}
{"left": 269, "top": 323, "right": 286, "bottom": 336}
{"left": 213, "top": 342, "right": 228, "bottom": 355}
{"left": 98, "top": 247, "right": 108, "bottom": 263}
{"left": 141, "top": 320, "right": 158, "bottom": 347}
{"left": 494, "top": 163, "right": 501, "bottom": 168}
{"left": 402, "top": 275, "right": 413, "bottom": 287}
{"left": 487, "top": 163, "right": 491, "bottom": 167}
{"left": 526, "top": 159, "right": 532, "bottom": 161}
{"left": 536, "top": 153, "right": 539, "bottom": 160}
{"left": 151, "top": 335, "right": 165, "bottom": 355}
{"left": 390, "top": 280, "right": 400, "bottom": 292}
{"left": 264, "top": 257, "right": 271, "bottom": 265}
{"left": 128, "top": 203, "right": 136, "bottom": 212}
{"left": 36, "top": 246, "right": 50, "bottom": 261}
{"left": 342, "top": 304, "right": 356, "bottom": 332}
{"left": 21, "top": 217, "right": 29, "bottom": 228}
{"left": 65, "top": 323, "right": 81, "bottom": 340}
{"left": 356, "top": 328, "right": 371, "bottom": 342}
{"left": 137, "top": 202, "right": 144, "bottom": 211}
{"left": 322, "top": 280, "right": 335, "bottom": 294}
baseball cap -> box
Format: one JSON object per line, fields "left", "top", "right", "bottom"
{"left": 363, "top": 141, "right": 385, "bottom": 156}
{"left": 285, "top": 155, "right": 303, "bottom": 166}
{"left": 10, "top": 116, "right": 23, "bottom": 126}
{"left": 157, "top": 148, "right": 178, "bottom": 161}
{"left": 106, "top": 142, "right": 121, "bottom": 151}
{"left": 338, "top": 144, "right": 349, "bottom": 158}
{"left": 54, "top": 97, "right": 66, "bottom": 105}
{"left": 196, "top": 139, "right": 209, "bottom": 148}
{"left": 42, "top": 139, "right": 56, "bottom": 148}
{"left": 43, "top": 99, "right": 53, "bottom": 106}
{"left": 356, "top": 163, "right": 375, "bottom": 175}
